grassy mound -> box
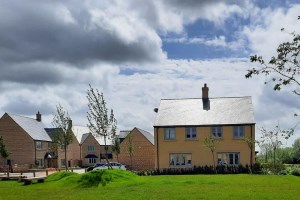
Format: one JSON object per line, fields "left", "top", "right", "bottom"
{"left": 78, "top": 169, "right": 137, "bottom": 187}
{"left": 46, "top": 171, "right": 77, "bottom": 182}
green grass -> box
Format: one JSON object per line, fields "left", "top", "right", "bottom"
{"left": 0, "top": 170, "right": 300, "bottom": 200}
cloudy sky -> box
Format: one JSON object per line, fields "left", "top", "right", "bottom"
{"left": 1, "top": 0, "right": 299, "bottom": 147}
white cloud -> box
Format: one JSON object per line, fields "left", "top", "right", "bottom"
{"left": 244, "top": 5, "right": 300, "bottom": 59}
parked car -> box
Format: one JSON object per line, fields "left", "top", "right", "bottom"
{"left": 93, "top": 162, "right": 127, "bottom": 170}
{"left": 86, "top": 162, "right": 106, "bottom": 172}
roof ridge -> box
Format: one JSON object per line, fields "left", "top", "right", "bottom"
{"left": 7, "top": 113, "right": 36, "bottom": 120}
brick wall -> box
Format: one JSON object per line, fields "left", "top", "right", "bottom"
{"left": 0, "top": 113, "right": 36, "bottom": 167}
{"left": 118, "top": 128, "right": 155, "bottom": 171}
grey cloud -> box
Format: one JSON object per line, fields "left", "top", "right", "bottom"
{"left": 0, "top": 63, "right": 64, "bottom": 85}
{"left": 0, "top": 1, "right": 163, "bottom": 68}
{"left": 2, "top": 97, "right": 54, "bottom": 116}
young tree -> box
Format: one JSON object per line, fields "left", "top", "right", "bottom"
{"left": 203, "top": 137, "right": 217, "bottom": 173}
{"left": 87, "top": 84, "right": 117, "bottom": 168}
{"left": 259, "top": 124, "right": 294, "bottom": 166}
{"left": 52, "top": 104, "right": 73, "bottom": 171}
{"left": 0, "top": 136, "right": 9, "bottom": 161}
{"left": 243, "top": 137, "right": 256, "bottom": 173}
{"left": 127, "top": 133, "right": 134, "bottom": 169}
{"left": 112, "top": 136, "right": 120, "bottom": 163}
{"left": 246, "top": 16, "right": 300, "bottom": 96}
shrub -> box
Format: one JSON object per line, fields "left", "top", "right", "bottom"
{"left": 261, "top": 163, "right": 285, "bottom": 175}
{"left": 46, "top": 171, "right": 77, "bottom": 182}
{"left": 291, "top": 168, "right": 300, "bottom": 176}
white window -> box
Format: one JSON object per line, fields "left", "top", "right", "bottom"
{"left": 211, "top": 127, "right": 222, "bottom": 138}
{"left": 36, "top": 141, "right": 42, "bottom": 150}
{"left": 169, "top": 153, "right": 192, "bottom": 167}
{"left": 217, "top": 153, "right": 240, "bottom": 165}
{"left": 164, "top": 128, "right": 176, "bottom": 140}
{"left": 89, "top": 158, "right": 96, "bottom": 164}
{"left": 233, "top": 126, "right": 244, "bottom": 139}
{"left": 88, "top": 145, "right": 95, "bottom": 151}
{"left": 185, "top": 127, "right": 197, "bottom": 139}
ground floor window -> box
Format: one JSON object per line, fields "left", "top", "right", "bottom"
{"left": 88, "top": 158, "right": 96, "bottom": 164}
{"left": 217, "top": 152, "right": 240, "bottom": 165}
{"left": 169, "top": 153, "right": 192, "bottom": 167}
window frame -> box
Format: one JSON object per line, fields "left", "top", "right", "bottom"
{"left": 164, "top": 128, "right": 176, "bottom": 140}
{"left": 217, "top": 152, "right": 240, "bottom": 166}
{"left": 185, "top": 127, "right": 197, "bottom": 139}
{"left": 88, "top": 145, "right": 96, "bottom": 151}
{"left": 233, "top": 126, "right": 245, "bottom": 139}
{"left": 36, "top": 141, "right": 42, "bottom": 150}
{"left": 211, "top": 126, "right": 223, "bottom": 139}
{"left": 169, "top": 153, "right": 192, "bottom": 168}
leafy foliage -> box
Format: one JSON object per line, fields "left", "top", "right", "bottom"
{"left": 246, "top": 18, "right": 300, "bottom": 95}
{"left": 0, "top": 136, "right": 9, "bottom": 159}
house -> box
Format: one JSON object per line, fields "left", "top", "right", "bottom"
{"left": 45, "top": 127, "right": 80, "bottom": 168}
{"left": 72, "top": 126, "right": 113, "bottom": 166}
{"left": 0, "top": 112, "right": 52, "bottom": 170}
{"left": 154, "top": 84, "right": 255, "bottom": 170}
{"left": 118, "top": 127, "right": 155, "bottom": 170}
{"left": 72, "top": 126, "right": 101, "bottom": 166}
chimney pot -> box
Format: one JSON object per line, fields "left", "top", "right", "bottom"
{"left": 202, "top": 83, "right": 209, "bottom": 99}
{"left": 36, "top": 111, "right": 42, "bottom": 122}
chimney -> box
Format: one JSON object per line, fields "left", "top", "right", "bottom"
{"left": 202, "top": 83, "right": 209, "bottom": 99}
{"left": 202, "top": 84, "right": 210, "bottom": 110}
{"left": 36, "top": 111, "right": 41, "bottom": 122}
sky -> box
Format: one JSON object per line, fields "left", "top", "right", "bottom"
{"left": 0, "top": 0, "right": 299, "bottom": 148}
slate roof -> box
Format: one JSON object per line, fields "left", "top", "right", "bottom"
{"left": 8, "top": 113, "right": 52, "bottom": 142}
{"left": 154, "top": 97, "right": 255, "bottom": 126}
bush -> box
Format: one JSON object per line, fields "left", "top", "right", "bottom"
{"left": 46, "top": 171, "right": 77, "bottom": 182}
{"left": 291, "top": 168, "right": 300, "bottom": 176}
{"left": 261, "top": 163, "right": 285, "bottom": 175}
{"left": 78, "top": 169, "right": 137, "bottom": 187}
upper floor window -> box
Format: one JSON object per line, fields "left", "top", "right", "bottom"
{"left": 185, "top": 127, "right": 197, "bottom": 139}
{"left": 88, "top": 145, "right": 96, "bottom": 151}
{"left": 36, "top": 141, "right": 42, "bottom": 150}
{"left": 211, "top": 127, "right": 222, "bottom": 138}
{"left": 233, "top": 126, "right": 245, "bottom": 139}
{"left": 164, "top": 128, "right": 176, "bottom": 140}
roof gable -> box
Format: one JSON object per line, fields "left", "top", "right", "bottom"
{"left": 154, "top": 97, "right": 255, "bottom": 126}
{"left": 8, "top": 113, "right": 52, "bottom": 141}
{"left": 136, "top": 128, "right": 154, "bottom": 145}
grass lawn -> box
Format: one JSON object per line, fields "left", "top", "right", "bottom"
{"left": 0, "top": 170, "right": 299, "bottom": 200}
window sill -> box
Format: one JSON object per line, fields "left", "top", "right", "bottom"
{"left": 164, "top": 139, "right": 177, "bottom": 142}
{"left": 233, "top": 137, "right": 245, "bottom": 140}
{"left": 185, "top": 138, "right": 198, "bottom": 141}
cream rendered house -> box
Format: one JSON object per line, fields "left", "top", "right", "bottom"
{"left": 154, "top": 84, "right": 255, "bottom": 170}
